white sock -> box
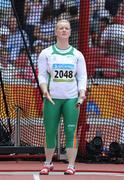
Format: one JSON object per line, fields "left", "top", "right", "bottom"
{"left": 68, "top": 165, "right": 75, "bottom": 169}
{"left": 44, "top": 161, "right": 51, "bottom": 165}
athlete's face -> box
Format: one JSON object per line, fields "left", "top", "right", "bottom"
{"left": 55, "top": 21, "right": 71, "bottom": 40}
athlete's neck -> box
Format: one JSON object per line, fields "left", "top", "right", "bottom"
{"left": 56, "top": 40, "right": 70, "bottom": 50}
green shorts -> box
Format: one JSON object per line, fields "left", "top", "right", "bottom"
{"left": 43, "top": 98, "right": 80, "bottom": 148}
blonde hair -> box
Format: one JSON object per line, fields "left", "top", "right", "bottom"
{"left": 55, "top": 19, "right": 71, "bottom": 30}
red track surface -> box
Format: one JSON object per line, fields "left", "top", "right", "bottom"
{"left": 0, "top": 161, "right": 124, "bottom": 173}
{"left": 0, "top": 161, "right": 124, "bottom": 180}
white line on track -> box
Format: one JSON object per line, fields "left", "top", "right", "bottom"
{"left": 49, "top": 172, "right": 124, "bottom": 176}
{"left": 33, "top": 174, "right": 40, "bottom": 180}
{"left": 0, "top": 172, "right": 124, "bottom": 177}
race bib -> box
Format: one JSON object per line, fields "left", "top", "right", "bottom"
{"left": 52, "top": 63, "right": 75, "bottom": 82}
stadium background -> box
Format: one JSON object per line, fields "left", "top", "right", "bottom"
{"left": 0, "top": 0, "right": 124, "bottom": 160}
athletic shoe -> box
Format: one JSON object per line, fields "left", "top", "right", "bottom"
{"left": 64, "top": 167, "right": 76, "bottom": 175}
{"left": 40, "top": 163, "right": 54, "bottom": 175}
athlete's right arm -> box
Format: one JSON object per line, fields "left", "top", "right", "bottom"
{"left": 38, "top": 51, "right": 55, "bottom": 105}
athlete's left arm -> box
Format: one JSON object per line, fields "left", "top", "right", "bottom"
{"left": 76, "top": 51, "right": 87, "bottom": 100}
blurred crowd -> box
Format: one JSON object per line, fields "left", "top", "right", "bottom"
{"left": 0, "top": 0, "right": 79, "bottom": 72}
{"left": 89, "top": 0, "right": 124, "bottom": 72}
{"left": 0, "top": 0, "right": 123, "bottom": 79}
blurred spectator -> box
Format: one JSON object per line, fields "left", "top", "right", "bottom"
{"left": 31, "top": 40, "right": 43, "bottom": 67}
{"left": 101, "top": 24, "right": 124, "bottom": 55}
{"left": 58, "top": 0, "right": 78, "bottom": 19}
{"left": 105, "top": 0, "right": 124, "bottom": 25}
{"left": 99, "top": 0, "right": 124, "bottom": 73}
{"left": 0, "top": 25, "right": 10, "bottom": 67}
{"left": 0, "top": 0, "right": 12, "bottom": 24}
{"left": 0, "top": 25, "right": 10, "bottom": 48}
{"left": 90, "top": 0, "right": 106, "bottom": 21}
{"left": 101, "top": 0, "right": 124, "bottom": 56}
{"left": 89, "top": 9, "right": 110, "bottom": 47}
{"left": 6, "top": 16, "right": 30, "bottom": 63}
{"left": 49, "top": 0, "right": 66, "bottom": 18}
{"left": 34, "top": 4, "right": 56, "bottom": 49}
{"left": 105, "top": 0, "right": 123, "bottom": 16}
{"left": 24, "top": 0, "right": 43, "bottom": 49}
{"left": 69, "top": 5, "right": 79, "bottom": 48}
{"left": 89, "top": 0, "right": 110, "bottom": 47}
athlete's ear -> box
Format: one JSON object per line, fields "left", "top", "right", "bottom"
{"left": 55, "top": 27, "right": 58, "bottom": 37}
{"left": 55, "top": 29, "right": 57, "bottom": 36}
{"left": 69, "top": 29, "right": 71, "bottom": 37}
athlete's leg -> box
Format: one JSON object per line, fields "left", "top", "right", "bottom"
{"left": 43, "top": 98, "right": 64, "bottom": 164}
{"left": 62, "top": 98, "right": 80, "bottom": 169}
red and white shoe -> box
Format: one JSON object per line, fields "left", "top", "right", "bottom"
{"left": 64, "top": 167, "right": 76, "bottom": 175}
{"left": 40, "top": 163, "right": 54, "bottom": 175}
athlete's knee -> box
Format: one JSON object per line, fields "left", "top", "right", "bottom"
{"left": 65, "top": 124, "right": 77, "bottom": 140}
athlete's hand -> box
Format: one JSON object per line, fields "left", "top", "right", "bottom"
{"left": 44, "top": 92, "right": 55, "bottom": 105}
{"left": 40, "top": 83, "right": 55, "bottom": 105}
{"left": 76, "top": 96, "right": 85, "bottom": 108}
{"left": 76, "top": 90, "right": 86, "bottom": 108}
